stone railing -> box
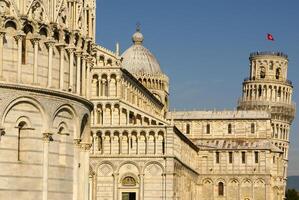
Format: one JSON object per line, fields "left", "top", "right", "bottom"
{"left": 249, "top": 51, "right": 288, "bottom": 59}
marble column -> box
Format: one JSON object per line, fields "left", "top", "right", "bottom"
{"left": 116, "top": 76, "right": 122, "bottom": 98}
{"left": 75, "top": 51, "right": 82, "bottom": 95}
{"left": 31, "top": 36, "right": 40, "bottom": 84}
{"left": 92, "top": 174, "right": 97, "bottom": 200}
{"left": 14, "top": 32, "right": 25, "bottom": 83}
{"left": 42, "top": 132, "right": 53, "bottom": 200}
{"left": 73, "top": 139, "right": 81, "bottom": 200}
{"left": 81, "top": 54, "right": 87, "bottom": 97}
{"left": 154, "top": 133, "right": 158, "bottom": 155}
{"left": 57, "top": 44, "right": 66, "bottom": 90}
{"left": 67, "top": 46, "right": 76, "bottom": 91}
{"left": 0, "top": 31, "right": 5, "bottom": 80}
{"left": 139, "top": 173, "right": 144, "bottom": 200}
{"left": 86, "top": 58, "right": 91, "bottom": 99}
{"left": 113, "top": 173, "right": 119, "bottom": 200}
{"left": 128, "top": 133, "right": 131, "bottom": 155}
{"left": 45, "top": 39, "right": 55, "bottom": 88}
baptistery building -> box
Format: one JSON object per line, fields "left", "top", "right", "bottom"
{"left": 0, "top": 0, "right": 295, "bottom": 200}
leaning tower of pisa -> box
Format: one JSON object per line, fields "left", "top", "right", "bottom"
{"left": 238, "top": 51, "right": 296, "bottom": 194}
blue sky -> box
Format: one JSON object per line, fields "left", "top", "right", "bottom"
{"left": 95, "top": 0, "right": 299, "bottom": 175}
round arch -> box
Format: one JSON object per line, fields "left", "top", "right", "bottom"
{"left": 1, "top": 96, "right": 48, "bottom": 131}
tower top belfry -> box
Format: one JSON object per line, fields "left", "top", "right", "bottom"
{"left": 238, "top": 51, "right": 295, "bottom": 124}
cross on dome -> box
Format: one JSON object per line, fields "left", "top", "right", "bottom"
{"left": 132, "top": 22, "right": 144, "bottom": 45}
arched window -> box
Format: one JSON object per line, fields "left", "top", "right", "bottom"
{"left": 258, "top": 85, "right": 262, "bottom": 97}
{"left": 218, "top": 182, "right": 224, "bottom": 196}
{"left": 98, "top": 135, "right": 103, "bottom": 152}
{"left": 251, "top": 123, "right": 255, "bottom": 134}
{"left": 216, "top": 152, "right": 220, "bottom": 163}
{"left": 276, "top": 68, "right": 281, "bottom": 80}
{"left": 228, "top": 123, "right": 232, "bottom": 134}
{"left": 269, "top": 61, "right": 273, "bottom": 70}
{"left": 186, "top": 124, "right": 190, "bottom": 134}
{"left": 21, "top": 37, "right": 26, "bottom": 64}
{"left": 17, "top": 121, "right": 28, "bottom": 161}
{"left": 206, "top": 124, "right": 210, "bottom": 134}
{"left": 260, "top": 67, "right": 266, "bottom": 78}
{"left": 58, "top": 126, "right": 67, "bottom": 165}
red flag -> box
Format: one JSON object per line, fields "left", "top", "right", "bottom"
{"left": 267, "top": 33, "right": 274, "bottom": 41}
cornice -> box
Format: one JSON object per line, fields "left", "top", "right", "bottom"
{"left": 0, "top": 83, "right": 93, "bottom": 110}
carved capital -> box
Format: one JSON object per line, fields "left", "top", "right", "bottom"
{"left": 75, "top": 50, "right": 83, "bottom": 57}
{"left": 73, "top": 138, "right": 81, "bottom": 146}
{"left": 43, "top": 132, "right": 53, "bottom": 143}
{"left": 66, "top": 45, "right": 76, "bottom": 53}
{"left": 30, "top": 34, "right": 41, "bottom": 44}
{"left": 45, "top": 38, "right": 56, "bottom": 48}
{"left": 0, "top": 30, "right": 6, "bottom": 37}
{"left": 0, "top": 127, "right": 5, "bottom": 136}
{"left": 80, "top": 142, "right": 92, "bottom": 151}
{"left": 14, "top": 31, "right": 26, "bottom": 42}
{"left": 82, "top": 52, "right": 89, "bottom": 60}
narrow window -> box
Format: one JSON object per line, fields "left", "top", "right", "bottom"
{"left": 251, "top": 123, "right": 255, "bottom": 134}
{"left": 242, "top": 152, "right": 246, "bottom": 164}
{"left": 206, "top": 124, "right": 210, "bottom": 134}
{"left": 186, "top": 124, "right": 190, "bottom": 134}
{"left": 255, "top": 151, "right": 259, "bottom": 163}
{"left": 216, "top": 152, "right": 220, "bottom": 163}
{"left": 260, "top": 67, "right": 265, "bottom": 78}
{"left": 229, "top": 152, "right": 233, "bottom": 164}
{"left": 258, "top": 86, "right": 262, "bottom": 97}
{"left": 21, "top": 38, "right": 26, "bottom": 64}
{"left": 269, "top": 61, "right": 273, "bottom": 70}
{"left": 218, "top": 182, "right": 224, "bottom": 196}
{"left": 130, "top": 138, "right": 133, "bottom": 149}
{"left": 228, "top": 124, "right": 232, "bottom": 134}
{"left": 162, "top": 140, "right": 165, "bottom": 154}
{"left": 273, "top": 156, "right": 276, "bottom": 164}
{"left": 98, "top": 136, "right": 102, "bottom": 152}
{"left": 276, "top": 68, "right": 281, "bottom": 79}
{"left": 17, "top": 121, "right": 27, "bottom": 161}
{"left": 277, "top": 88, "right": 281, "bottom": 97}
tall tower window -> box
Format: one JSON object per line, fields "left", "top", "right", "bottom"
{"left": 276, "top": 68, "right": 281, "bottom": 79}
{"left": 17, "top": 121, "right": 28, "bottom": 161}
{"left": 229, "top": 152, "right": 233, "bottom": 163}
{"left": 255, "top": 151, "right": 259, "bottom": 163}
{"left": 186, "top": 124, "right": 190, "bottom": 134}
{"left": 260, "top": 67, "right": 266, "bottom": 78}
{"left": 206, "top": 124, "right": 210, "bottom": 134}
{"left": 269, "top": 61, "right": 273, "bottom": 70}
{"left": 228, "top": 124, "right": 232, "bottom": 134}
{"left": 21, "top": 38, "right": 26, "bottom": 64}
{"left": 251, "top": 123, "right": 255, "bottom": 134}
{"left": 258, "top": 86, "right": 262, "bottom": 97}
{"left": 216, "top": 152, "right": 220, "bottom": 163}
{"left": 242, "top": 152, "right": 246, "bottom": 164}
{"left": 218, "top": 182, "right": 224, "bottom": 196}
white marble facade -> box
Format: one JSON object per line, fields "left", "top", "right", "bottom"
{"left": 0, "top": 1, "right": 295, "bottom": 200}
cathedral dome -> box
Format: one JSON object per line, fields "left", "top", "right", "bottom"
{"left": 121, "top": 29, "right": 163, "bottom": 75}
